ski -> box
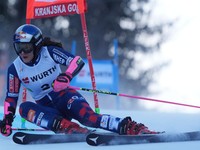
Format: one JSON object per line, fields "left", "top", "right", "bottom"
{"left": 86, "top": 131, "right": 200, "bottom": 146}
{"left": 12, "top": 130, "right": 200, "bottom": 145}
{"left": 12, "top": 131, "right": 87, "bottom": 144}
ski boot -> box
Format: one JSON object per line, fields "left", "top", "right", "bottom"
{"left": 56, "top": 118, "right": 89, "bottom": 134}
{"left": 118, "top": 117, "right": 158, "bottom": 135}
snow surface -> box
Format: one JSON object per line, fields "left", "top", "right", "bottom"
{"left": 1, "top": 107, "right": 200, "bottom": 150}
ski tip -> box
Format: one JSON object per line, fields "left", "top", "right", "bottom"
{"left": 13, "top": 132, "right": 28, "bottom": 144}
{"left": 12, "top": 132, "right": 24, "bottom": 144}
{"left": 86, "top": 133, "right": 100, "bottom": 146}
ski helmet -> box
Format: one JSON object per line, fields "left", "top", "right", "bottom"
{"left": 13, "top": 24, "right": 43, "bottom": 55}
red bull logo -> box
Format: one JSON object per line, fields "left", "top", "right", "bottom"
{"left": 15, "top": 31, "right": 27, "bottom": 40}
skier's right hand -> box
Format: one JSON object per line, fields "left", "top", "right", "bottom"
{"left": 0, "top": 114, "right": 14, "bottom": 137}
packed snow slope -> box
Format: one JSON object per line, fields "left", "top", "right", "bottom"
{"left": 1, "top": 107, "right": 200, "bottom": 150}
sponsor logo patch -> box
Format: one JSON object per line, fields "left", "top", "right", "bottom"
{"left": 27, "top": 109, "right": 36, "bottom": 122}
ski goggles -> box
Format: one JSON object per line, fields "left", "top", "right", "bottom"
{"left": 14, "top": 43, "right": 34, "bottom": 54}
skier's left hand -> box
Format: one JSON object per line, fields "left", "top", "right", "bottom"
{"left": 52, "top": 73, "right": 72, "bottom": 92}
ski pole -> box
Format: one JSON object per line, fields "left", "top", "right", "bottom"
{"left": 12, "top": 128, "right": 48, "bottom": 131}
{"left": 69, "top": 86, "right": 200, "bottom": 109}
{"left": 0, "top": 120, "right": 48, "bottom": 131}
{"left": 21, "top": 87, "right": 27, "bottom": 128}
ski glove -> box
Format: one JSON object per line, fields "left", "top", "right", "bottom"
{"left": 0, "top": 113, "right": 14, "bottom": 137}
{"left": 52, "top": 73, "right": 72, "bottom": 92}
{"left": 53, "top": 56, "right": 84, "bottom": 92}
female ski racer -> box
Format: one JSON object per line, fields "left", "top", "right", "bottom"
{"left": 0, "top": 24, "right": 157, "bottom": 136}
